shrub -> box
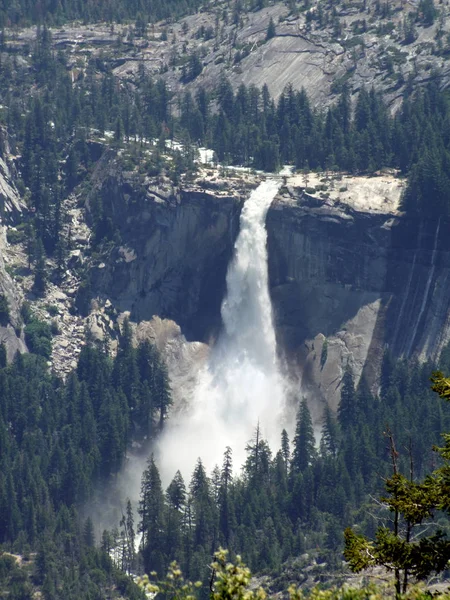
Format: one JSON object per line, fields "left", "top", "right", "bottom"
{"left": 20, "top": 301, "right": 32, "bottom": 324}
{"left": 24, "top": 319, "right": 52, "bottom": 359}
{"left": 6, "top": 228, "right": 26, "bottom": 244}
{"left": 321, "top": 338, "right": 328, "bottom": 368}
{"left": 50, "top": 319, "right": 60, "bottom": 335}
{"left": 44, "top": 304, "right": 59, "bottom": 316}
{"left": 0, "top": 293, "right": 10, "bottom": 325}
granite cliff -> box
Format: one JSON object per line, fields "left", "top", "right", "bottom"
{"left": 269, "top": 182, "right": 449, "bottom": 407}
{"left": 82, "top": 157, "right": 450, "bottom": 409}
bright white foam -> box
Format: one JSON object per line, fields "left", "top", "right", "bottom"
{"left": 156, "top": 179, "right": 286, "bottom": 482}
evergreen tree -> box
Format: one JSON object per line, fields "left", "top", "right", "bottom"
{"left": 266, "top": 17, "right": 276, "bottom": 40}
{"left": 219, "top": 447, "right": 234, "bottom": 545}
{"left": 0, "top": 295, "right": 9, "bottom": 327}
{"left": 281, "top": 429, "right": 290, "bottom": 475}
{"left": 139, "top": 455, "right": 166, "bottom": 575}
{"left": 338, "top": 368, "right": 357, "bottom": 430}
{"left": 33, "top": 238, "right": 47, "bottom": 296}
{"left": 419, "top": 0, "right": 437, "bottom": 25}
{"left": 292, "top": 398, "right": 316, "bottom": 473}
{"left": 320, "top": 405, "right": 339, "bottom": 457}
{"left": 83, "top": 517, "right": 95, "bottom": 547}
{"left": 167, "top": 471, "right": 187, "bottom": 512}
{"left": 245, "top": 423, "right": 272, "bottom": 482}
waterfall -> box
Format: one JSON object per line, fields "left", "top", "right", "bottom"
{"left": 157, "top": 179, "right": 286, "bottom": 480}
{"left": 406, "top": 218, "right": 441, "bottom": 357}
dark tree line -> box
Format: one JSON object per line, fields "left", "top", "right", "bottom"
{"left": 179, "top": 78, "right": 450, "bottom": 216}
{"left": 0, "top": 320, "right": 171, "bottom": 548}
{"left": 3, "top": 305, "right": 450, "bottom": 596}
{"left": 0, "top": 0, "right": 205, "bottom": 27}
{"left": 133, "top": 353, "right": 450, "bottom": 587}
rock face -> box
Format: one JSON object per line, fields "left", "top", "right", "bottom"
{"left": 89, "top": 158, "right": 246, "bottom": 341}
{"left": 9, "top": 0, "right": 450, "bottom": 113}
{"left": 268, "top": 191, "right": 450, "bottom": 407}
{"left": 0, "top": 228, "right": 26, "bottom": 360}
{"left": 0, "top": 127, "right": 26, "bottom": 223}
{"left": 134, "top": 316, "right": 209, "bottom": 411}
{"left": 88, "top": 164, "right": 450, "bottom": 408}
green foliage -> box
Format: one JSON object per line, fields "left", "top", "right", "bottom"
{"left": 0, "top": 0, "right": 206, "bottom": 26}
{"left": 32, "top": 239, "right": 47, "bottom": 297}
{"left": 0, "top": 293, "right": 9, "bottom": 326}
{"left": 344, "top": 370, "right": 450, "bottom": 593}
{"left": 0, "top": 330, "right": 170, "bottom": 551}
{"left": 419, "top": 0, "right": 437, "bottom": 26}
{"left": 338, "top": 368, "right": 356, "bottom": 430}
{"left": 6, "top": 227, "right": 26, "bottom": 245}
{"left": 266, "top": 18, "right": 276, "bottom": 40}
{"left": 292, "top": 398, "right": 316, "bottom": 473}
{"left": 2, "top": 26, "right": 450, "bottom": 218}
{"left": 139, "top": 549, "right": 450, "bottom": 600}
{"left": 118, "top": 351, "right": 450, "bottom": 586}
{"left": 180, "top": 52, "right": 203, "bottom": 83}
{"left": 20, "top": 301, "right": 33, "bottom": 324}
{"left": 24, "top": 318, "right": 52, "bottom": 358}
{"left": 321, "top": 337, "right": 328, "bottom": 368}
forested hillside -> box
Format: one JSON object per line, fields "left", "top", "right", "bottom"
{"left": 4, "top": 314, "right": 450, "bottom": 596}
{"left": 3, "top": 1, "right": 450, "bottom": 597}
{"left": 4, "top": 22, "right": 450, "bottom": 286}
{"left": 131, "top": 352, "right": 450, "bottom": 588}
{"left": 0, "top": 0, "right": 205, "bottom": 26}
{"left": 0, "top": 318, "right": 170, "bottom": 599}
{"left": 5, "top": 25, "right": 450, "bottom": 251}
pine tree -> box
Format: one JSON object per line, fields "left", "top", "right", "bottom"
{"left": 292, "top": 398, "right": 316, "bottom": 473}
{"left": 338, "top": 368, "right": 357, "bottom": 430}
{"left": 219, "top": 447, "right": 233, "bottom": 545}
{"left": 419, "top": 0, "right": 436, "bottom": 25}
{"left": 0, "top": 294, "right": 9, "bottom": 326}
{"left": 189, "top": 459, "right": 216, "bottom": 550}
{"left": 0, "top": 342, "right": 6, "bottom": 368}
{"left": 245, "top": 423, "right": 272, "bottom": 481}
{"left": 139, "top": 455, "right": 166, "bottom": 575}
{"left": 281, "top": 429, "right": 290, "bottom": 475}
{"left": 320, "top": 404, "right": 339, "bottom": 457}
{"left": 125, "top": 499, "right": 136, "bottom": 572}
{"left": 266, "top": 17, "right": 276, "bottom": 40}
{"left": 344, "top": 373, "right": 450, "bottom": 593}
{"left": 167, "top": 471, "right": 186, "bottom": 511}
{"left": 83, "top": 517, "right": 95, "bottom": 547}
{"left": 33, "top": 238, "right": 47, "bottom": 296}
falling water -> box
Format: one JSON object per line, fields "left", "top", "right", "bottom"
{"left": 156, "top": 179, "right": 286, "bottom": 481}
{"left": 406, "top": 218, "right": 441, "bottom": 357}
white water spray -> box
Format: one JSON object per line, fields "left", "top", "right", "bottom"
{"left": 156, "top": 179, "right": 286, "bottom": 481}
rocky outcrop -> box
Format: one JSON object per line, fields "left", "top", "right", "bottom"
{"left": 268, "top": 189, "right": 450, "bottom": 407}
{"left": 0, "top": 228, "right": 26, "bottom": 360}
{"left": 134, "top": 316, "right": 209, "bottom": 411}
{"left": 9, "top": 0, "right": 450, "bottom": 112}
{"left": 0, "top": 128, "right": 26, "bottom": 223}
{"left": 89, "top": 158, "right": 246, "bottom": 341}
{"left": 86, "top": 163, "right": 450, "bottom": 408}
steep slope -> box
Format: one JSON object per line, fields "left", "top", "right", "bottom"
{"left": 269, "top": 179, "right": 450, "bottom": 407}
{"left": 79, "top": 154, "right": 448, "bottom": 408}
{"left": 7, "top": 0, "right": 450, "bottom": 108}
{"left": 0, "top": 129, "right": 27, "bottom": 359}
